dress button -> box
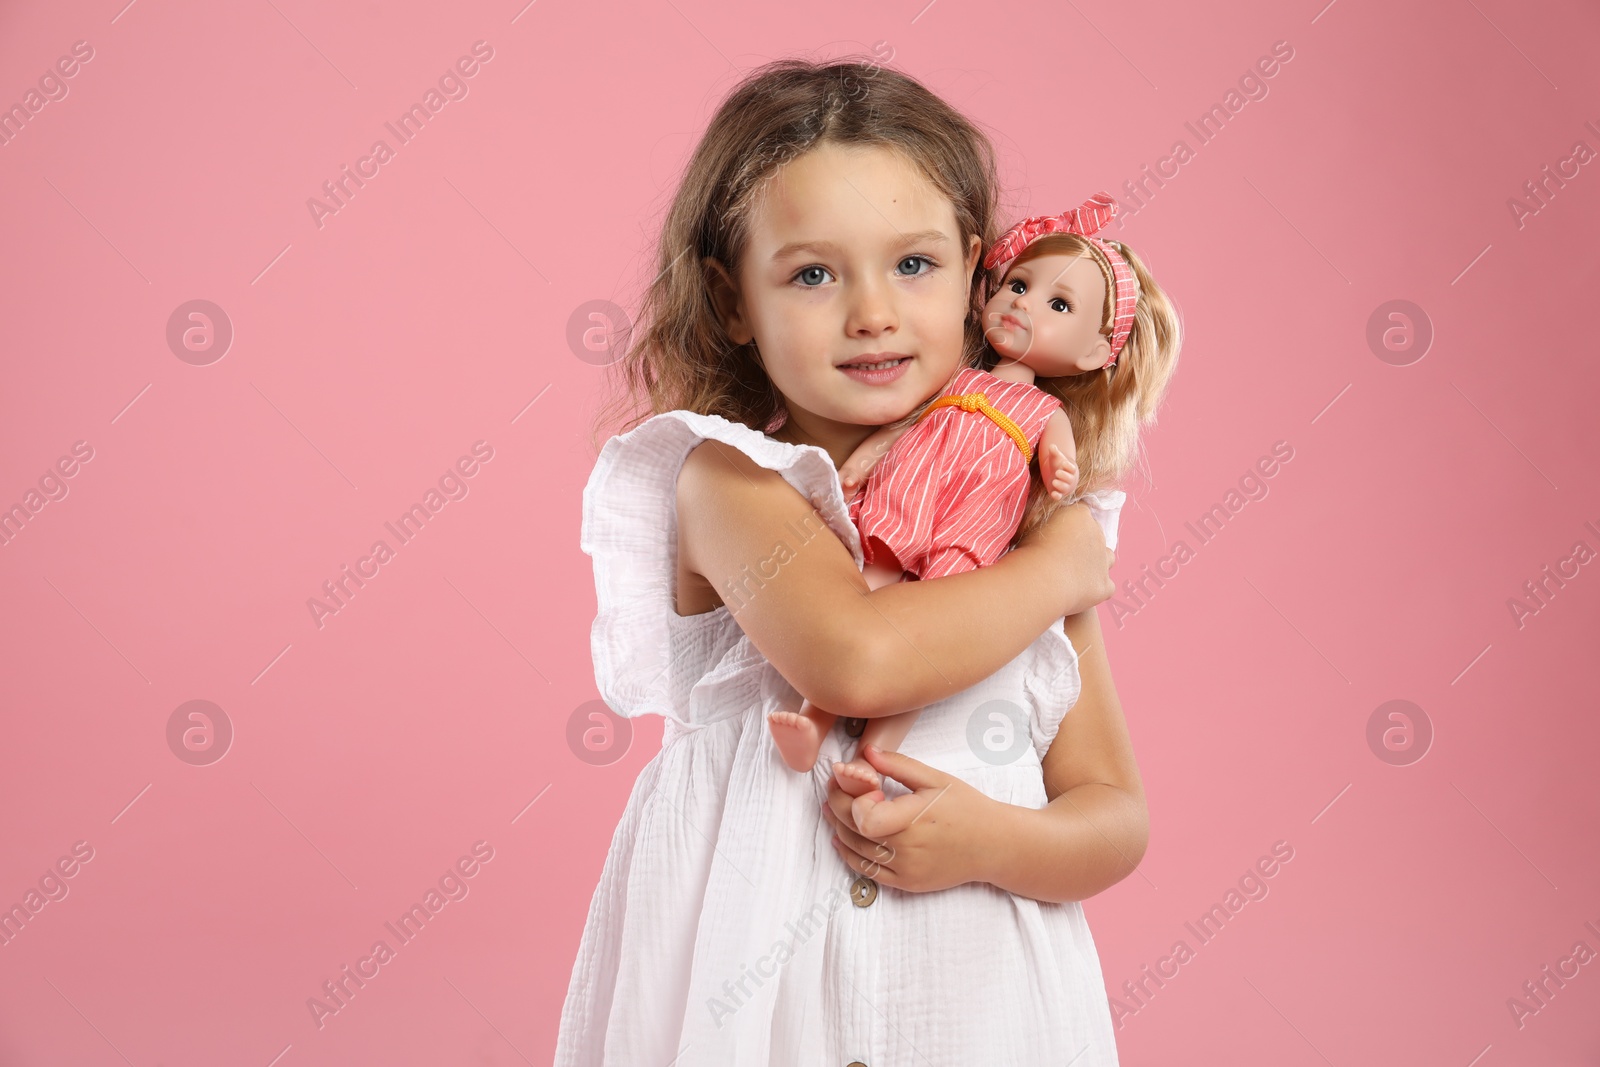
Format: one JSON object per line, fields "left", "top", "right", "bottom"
{"left": 842, "top": 717, "right": 866, "bottom": 738}
{"left": 849, "top": 874, "right": 878, "bottom": 907}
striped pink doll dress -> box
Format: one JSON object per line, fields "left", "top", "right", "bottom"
{"left": 848, "top": 365, "right": 1063, "bottom": 579}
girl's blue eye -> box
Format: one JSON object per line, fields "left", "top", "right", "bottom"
{"left": 795, "top": 265, "right": 832, "bottom": 287}
{"left": 897, "top": 255, "right": 935, "bottom": 276}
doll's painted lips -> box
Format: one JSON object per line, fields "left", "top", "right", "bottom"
{"left": 999, "top": 313, "right": 1025, "bottom": 330}
{"left": 838, "top": 353, "right": 912, "bottom": 385}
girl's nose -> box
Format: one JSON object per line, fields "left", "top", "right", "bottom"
{"left": 847, "top": 277, "right": 898, "bottom": 335}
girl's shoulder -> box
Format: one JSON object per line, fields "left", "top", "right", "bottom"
{"left": 586, "top": 410, "right": 857, "bottom": 540}
{"left": 582, "top": 410, "right": 863, "bottom": 719}
{"left": 587, "top": 410, "right": 796, "bottom": 501}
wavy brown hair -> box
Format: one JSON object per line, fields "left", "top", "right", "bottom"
{"left": 591, "top": 55, "right": 1003, "bottom": 444}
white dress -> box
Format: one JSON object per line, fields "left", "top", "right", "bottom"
{"left": 554, "top": 410, "right": 1127, "bottom": 1067}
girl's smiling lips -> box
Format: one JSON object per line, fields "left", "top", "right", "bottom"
{"left": 837, "top": 352, "right": 913, "bottom": 385}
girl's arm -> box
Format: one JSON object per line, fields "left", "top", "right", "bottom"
{"left": 676, "top": 439, "right": 1115, "bottom": 720}
{"left": 982, "top": 605, "right": 1148, "bottom": 900}
{"left": 821, "top": 606, "right": 1148, "bottom": 903}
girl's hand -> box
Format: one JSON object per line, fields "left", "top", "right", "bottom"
{"left": 821, "top": 744, "right": 997, "bottom": 893}
{"left": 1014, "top": 499, "right": 1116, "bottom": 616}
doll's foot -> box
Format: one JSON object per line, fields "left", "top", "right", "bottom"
{"left": 768, "top": 711, "right": 824, "bottom": 772}
{"left": 831, "top": 758, "right": 882, "bottom": 797}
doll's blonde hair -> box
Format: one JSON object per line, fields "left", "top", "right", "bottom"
{"left": 592, "top": 55, "right": 1003, "bottom": 444}
{"left": 991, "top": 233, "right": 1182, "bottom": 542}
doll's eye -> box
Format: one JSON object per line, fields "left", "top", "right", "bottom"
{"left": 896, "top": 255, "right": 935, "bottom": 277}
{"left": 794, "top": 265, "right": 833, "bottom": 287}
{"left": 1007, "top": 278, "right": 1027, "bottom": 294}
{"left": 1049, "top": 297, "right": 1071, "bottom": 313}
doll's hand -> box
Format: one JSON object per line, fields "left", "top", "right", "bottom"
{"left": 837, "top": 422, "right": 910, "bottom": 502}
{"left": 821, "top": 744, "right": 997, "bottom": 893}
{"left": 1042, "top": 444, "right": 1080, "bottom": 502}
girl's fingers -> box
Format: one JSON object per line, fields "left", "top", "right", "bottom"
{"left": 821, "top": 796, "right": 853, "bottom": 835}
{"left": 832, "top": 832, "right": 890, "bottom": 867}
{"left": 860, "top": 744, "right": 952, "bottom": 793}
{"left": 824, "top": 809, "right": 901, "bottom": 881}
{"left": 831, "top": 835, "right": 899, "bottom": 885}
{"left": 822, "top": 799, "right": 888, "bottom": 856}
{"left": 820, "top": 796, "right": 864, "bottom": 843}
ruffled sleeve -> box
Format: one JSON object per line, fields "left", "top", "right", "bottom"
{"left": 580, "top": 410, "right": 863, "bottom": 720}
{"left": 1023, "top": 487, "right": 1127, "bottom": 759}
{"left": 1076, "top": 487, "right": 1126, "bottom": 553}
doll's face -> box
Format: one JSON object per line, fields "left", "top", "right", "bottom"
{"left": 982, "top": 250, "right": 1112, "bottom": 376}
{"left": 705, "top": 141, "right": 982, "bottom": 441}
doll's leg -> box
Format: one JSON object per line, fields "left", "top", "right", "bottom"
{"left": 768, "top": 700, "right": 838, "bottom": 772}
{"left": 831, "top": 707, "right": 921, "bottom": 795}
{"left": 834, "top": 708, "right": 925, "bottom": 833}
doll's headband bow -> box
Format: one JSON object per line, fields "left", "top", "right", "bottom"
{"left": 984, "top": 192, "right": 1139, "bottom": 368}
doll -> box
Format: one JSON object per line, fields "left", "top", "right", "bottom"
{"left": 765, "top": 192, "right": 1171, "bottom": 808}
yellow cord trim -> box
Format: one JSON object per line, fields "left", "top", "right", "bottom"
{"left": 915, "top": 391, "right": 1033, "bottom": 464}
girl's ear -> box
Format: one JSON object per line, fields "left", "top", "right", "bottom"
{"left": 964, "top": 233, "right": 983, "bottom": 278}
{"left": 703, "top": 256, "right": 753, "bottom": 345}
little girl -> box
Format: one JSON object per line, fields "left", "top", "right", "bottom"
{"left": 767, "top": 192, "right": 1180, "bottom": 817}
{"left": 558, "top": 56, "right": 1174, "bottom": 1066}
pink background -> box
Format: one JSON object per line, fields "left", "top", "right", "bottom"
{"left": 2, "top": 0, "right": 1597, "bottom": 1063}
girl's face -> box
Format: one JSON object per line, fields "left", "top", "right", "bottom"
{"left": 982, "top": 250, "right": 1112, "bottom": 377}
{"left": 706, "top": 141, "right": 982, "bottom": 455}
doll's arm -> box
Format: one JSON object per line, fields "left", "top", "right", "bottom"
{"left": 677, "top": 440, "right": 1116, "bottom": 720}
{"left": 838, "top": 422, "right": 911, "bottom": 499}
{"left": 1038, "top": 409, "right": 1080, "bottom": 502}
